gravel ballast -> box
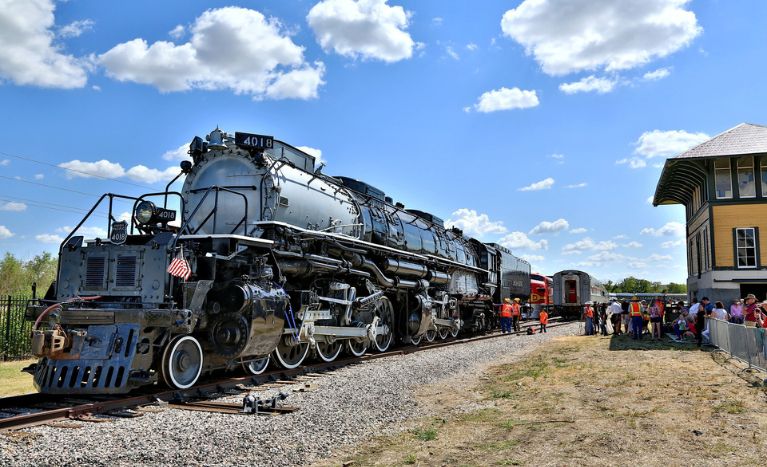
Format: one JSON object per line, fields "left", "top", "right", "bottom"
{"left": 0, "top": 323, "right": 577, "bottom": 466}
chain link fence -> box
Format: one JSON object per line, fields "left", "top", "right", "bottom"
{"left": 0, "top": 296, "right": 34, "bottom": 361}
{"left": 708, "top": 318, "right": 767, "bottom": 372}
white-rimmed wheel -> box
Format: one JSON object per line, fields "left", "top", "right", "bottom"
{"left": 372, "top": 297, "right": 395, "bottom": 352}
{"left": 272, "top": 336, "right": 310, "bottom": 369}
{"left": 161, "top": 335, "right": 203, "bottom": 389}
{"left": 347, "top": 339, "right": 368, "bottom": 357}
{"left": 425, "top": 329, "right": 437, "bottom": 342}
{"left": 438, "top": 326, "right": 450, "bottom": 340}
{"left": 410, "top": 334, "right": 422, "bottom": 346}
{"left": 242, "top": 356, "right": 270, "bottom": 375}
{"left": 450, "top": 324, "right": 460, "bottom": 338}
{"left": 316, "top": 340, "right": 343, "bottom": 362}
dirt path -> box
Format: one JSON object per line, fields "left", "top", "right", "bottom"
{"left": 324, "top": 335, "right": 767, "bottom": 466}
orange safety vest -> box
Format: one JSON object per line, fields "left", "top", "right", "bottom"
{"left": 584, "top": 306, "right": 593, "bottom": 318}
{"left": 629, "top": 302, "right": 642, "bottom": 317}
{"left": 511, "top": 303, "right": 521, "bottom": 317}
{"left": 500, "top": 303, "right": 512, "bottom": 318}
{"left": 539, "top": 311, "right": 548, "bottom": 324}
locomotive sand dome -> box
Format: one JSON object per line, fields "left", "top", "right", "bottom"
{"left": 24, "top": 128, "right": 529, "bottom": 394}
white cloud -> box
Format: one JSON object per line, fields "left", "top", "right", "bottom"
{"left": 549, "top": 153, "right": 565, "bottom": 163}
{"left": 473, "top": 87, "right": 539, "bottom": 113}
{"left": 569, "top": 227, "right": 587, "bottom": 234}
{"left": 643, "top": 67, "right": 670, "bottom": 80}
{"left": 445, "top": 209, "right": 507, "bottom": 238}
{"left": 296, "top": 145, "right": 326, "bottom": 167}
{"left": 169, "top": 24, "right": 185, "bottom": 39}
{"left": 641, "top": 221, "right": 685, "bottom": 237}
{"left": 307, "top": 0, "right": 416, "bottom": 63}
{"left": 501, "top": 0, "right": 701, "bottom": 76}
{"left": 58, "top": 159, "right": 180, "bottom": 183}
{"left": 562, "top": 237, "right": 618, "bottom": 255}
{"left": 634, "top": 129, "right": 710, "bottom": 158}
{"left": 646, "top": 195, "right": 655, "bottom": 204}
{"left": 117, "top": 211, "right": 132, "bottom": 222}
{"left": 566, "top": 182, "right": 587, "bottom": 189}
{"left": 432, "top": 17, "right": 443, "bottom": 26}
{"left": 34, "top": 173, "right": 44, "bottom": 180}
{"left": 0, "top": 226, "right": 14, "bottom": 239}
{"left": 100, "top": 7, "right": 325, "bottom": 100}
{"left": 518, "top": 177, "right": 554, "bottom": 192}
{"left": 623, "top": 241, "right": 643, "bottom": 248}
{"left": 57, "top": 225, "right": 108, "bottom": 237}
{"left": 59, "top": 159, "right": 125, "bottom": 179}
{"left": 0, "top": 160, "right": 9, "bottom": 166}
{"left": 162, "top": 144, "right": 190, "bottom": 161}
{"left": 466, "top": 42, "right": 478, "bottom": 51}
{"left": 520, "top": 254, "right": 544, "bottom": 263}
{"left": 661, "top": 239, "right": 684, "bottom": 248}
{"left": 530, "top": 218, "right": 569, "bottom": 235}
{"left": 647, "top": 253, "right": 673, "bottom": 262}
{"left": 445, "top": 46, "right": 459, "bottom": 60}
{"left": 559, "top": 75, "right": 617, "bottom": 94}
{"left": 36, "top": 233, "right": 62, "bottom": 243}
{"left": 613, "top": 234, "right": 628, "bottom": 240}
{"left": 0, "top": 0, "right": 88, "bottom": 88}
{"left": 616, "top": 157, "right": 647, "bottom": 169}
{"left": 125, "top": 165, "right": 180, "bottom": 183}
{"left": 0, "top": 202, "right": 27, "bottom": 212}
{"left": 58, "top": 19, "right": 94, "bottom": 38}
{"left": 499, "top": 232, "right": 548, "bottom": 251}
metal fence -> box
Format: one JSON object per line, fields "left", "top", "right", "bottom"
{"left": 0, "top": 296, "right": 33, "bottom": 361}
{"left": 708, "top": 318, "right": 767, "bottom": 372}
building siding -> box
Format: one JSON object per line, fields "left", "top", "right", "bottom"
{"left": 712, "top": 204, "right": 767, "bottom": 267}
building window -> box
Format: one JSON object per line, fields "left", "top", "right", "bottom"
{"left": 737, "top": 156, "right": 756, "bottom": 198}
{"left": 761, "top": 158, "right": 767, "bottom": 196}
{"left": 715, "top": 159, "right": 733, "bottom": 199}
{"left": 735, "top": 227, "right": 757, "bottom": 269}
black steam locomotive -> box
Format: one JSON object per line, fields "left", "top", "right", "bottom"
{"left": 25, "top": 128, "right": 530, "bottom": 394}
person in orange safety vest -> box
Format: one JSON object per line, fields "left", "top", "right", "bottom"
{"left": 511, "top": 298, "right": 522, "bottom": 332}
{"left": 629, "top": 296, "right": 643, "bottom": 340}
{"left": 499, "top": 298, "right": 513, "bottom": 334}
{"left": 539, "top": 308, "right": 549, "bottom": 333}
{"left": 583, "top": 303, "right": 594, "bottom": 335}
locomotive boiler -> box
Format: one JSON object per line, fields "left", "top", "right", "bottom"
{"left": 25, "top": 128, "right": 529, "bottom": 394}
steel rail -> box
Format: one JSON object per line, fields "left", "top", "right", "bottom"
{"left": 0, "top": 319, "right": 569, "bottom": 432}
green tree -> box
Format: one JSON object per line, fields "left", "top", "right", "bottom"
{"left": 0, "top": 253, "right": 26, "bottom": 297}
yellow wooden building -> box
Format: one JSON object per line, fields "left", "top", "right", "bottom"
{"left": 654, "top": 123, "right": 767, "bottom": 302}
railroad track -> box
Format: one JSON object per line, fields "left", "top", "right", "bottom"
{"left": 0, "top": 318, "right": 568, "bottom": 432}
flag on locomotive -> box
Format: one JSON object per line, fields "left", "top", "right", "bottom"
{"left": 167, "top": 250, "right": 192, "bottom": 281}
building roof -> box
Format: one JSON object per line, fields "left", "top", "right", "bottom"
{"left": 653, "top": 123, "right": 767, "bottom": 206}
{"left": 675, "top": 123, "right": 767, "bottom": 159}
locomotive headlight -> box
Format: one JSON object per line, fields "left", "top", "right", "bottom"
{"left": 135, "top": 200, "right": 155, "bottom": 225}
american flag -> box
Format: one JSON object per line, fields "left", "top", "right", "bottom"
{"left": 167, "top": 254, "right": 192, "bottom": 281}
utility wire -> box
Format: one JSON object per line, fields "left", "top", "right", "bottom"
{"left": 0, "top": 149, "right": 164, "bottom": 191}
{"left": 0, "top": 174, "right": 101, "bottom": 197}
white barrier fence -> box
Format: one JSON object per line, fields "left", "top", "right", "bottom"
{"left": 707, "top": 318, "right": 767, "bottom": 372}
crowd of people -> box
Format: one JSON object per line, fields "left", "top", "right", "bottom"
{"left": 581, "top": 294, "right": 767, "bottom": 346}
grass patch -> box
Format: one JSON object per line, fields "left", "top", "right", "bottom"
{"left": 714, "top": 400, "right": 745, "bottom": 414}
{"left": 0, "top": 359, "right": 36, "bottom": 396}
{"left": 412, "top": 427, "right": 437, "bottom": 442}
{"left": 403, "top": 453, "right": 417, "bottom": 465}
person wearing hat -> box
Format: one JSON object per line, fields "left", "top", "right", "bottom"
{"left": 582, "top": 302, "right": 594, "bottom": 336}
{"left": 511, "top": 298, "right": 522, "bottom": 332}
{"left": 743, "top": 294, "right": 758, "bottom": 328}
{"left": 499, "top": 298, "right": 513, "bottom": 334}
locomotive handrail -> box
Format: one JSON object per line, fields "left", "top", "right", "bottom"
{"left": 59, "top": 192, "right": 147, "bottom": 251}
{"left": 130, "top": 191, "right": 185, "bottom": 235}
{"left": 181, "top": 186, "right": 249, "bottom": 237}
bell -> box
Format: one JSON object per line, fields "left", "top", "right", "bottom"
{"left": 206, "top": 127, "right": 227, "bottom": 150}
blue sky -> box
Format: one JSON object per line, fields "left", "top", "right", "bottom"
{"left": 0, "top": 0, "right": 764, "bottom": 284}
